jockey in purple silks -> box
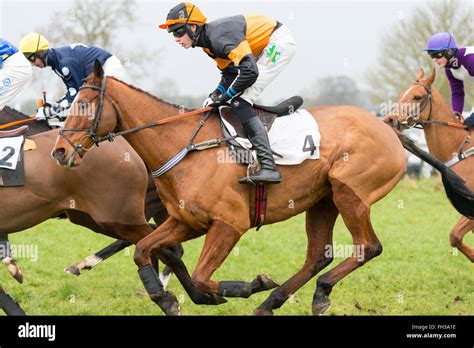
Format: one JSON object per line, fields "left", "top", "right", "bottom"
{"left": 425, "top": 32, "right": 474, "bottom": 128}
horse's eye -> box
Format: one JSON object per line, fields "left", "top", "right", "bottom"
{"left": 413, "top": 95, "right": 422, "bottom": 101}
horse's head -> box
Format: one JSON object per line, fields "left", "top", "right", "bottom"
{"left": 383, "top": 68, "right": 436, "bottom": 130}
{"left": 51, "top": 60, "right": 120, "bottom": 167}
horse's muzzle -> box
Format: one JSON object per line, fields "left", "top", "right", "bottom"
{"left": 383, "top": 115, "right": 400, "bottom": 130}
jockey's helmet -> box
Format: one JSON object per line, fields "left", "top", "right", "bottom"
{"left": 19, "top": 33, "right": 49, "bottom": 62}
{"left": 425, "top": 32, "right": 458, "bottom": 59}
{"left": 159, "top": 2, "right": 206, "bottom": 42}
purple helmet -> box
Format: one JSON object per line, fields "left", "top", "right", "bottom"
{"left": 425, "top": 32, "right": 458, "bottom": 52}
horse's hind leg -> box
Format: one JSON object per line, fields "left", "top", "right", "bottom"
{"left": 65, "top": 239, "right": 133, "bottom": 276}
{"left": 0, "top": 235, "right": 23, "bottom": 283}
{"left": 449, "top": 217, "right": 474, "bottom": 262}
{"left": 255, "top": 196, "right": 339, "bottom": 316}
{"left": 0, "top": 286, "right": 26, "bottom": 316}
{"left": 313, "top": 179, "right": 383, "bottom": 315}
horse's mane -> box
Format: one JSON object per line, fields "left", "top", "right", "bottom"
{"left": 108, "top": 77, "right": 193, "bottom": 112}
{"left": 0, "top": 106, "right": 31, "bottom": 120}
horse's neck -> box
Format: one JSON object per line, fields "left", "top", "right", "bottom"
{"left": 109, "top": 80, "right": 217, "bottom": 175}
{"left": 423, "top": 87, "right": 469, "bottom": 162}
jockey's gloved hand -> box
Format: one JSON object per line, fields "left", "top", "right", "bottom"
{"left": 209, "top": 92, "right": 230, "bottom": 107}
{"left": 203, "top": 90, "right": 221, "bottom": 108}
{"left": 36, "top": 106, "right": 57, "bottom": 121}
{"left": 464, "top": 113, "right": 474, "bottom": 128}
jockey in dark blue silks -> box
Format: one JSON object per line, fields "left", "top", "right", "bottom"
{"left": 0, "top": 38, "right": 32, "bottom": 110}
{"left": 18, "top": 33, "right": 126, "bottom": 127}
{"left": 425, "top": 32, "right": 474, "bottom": 128}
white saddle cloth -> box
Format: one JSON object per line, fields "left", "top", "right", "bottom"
{"left": 221, "top": 108, "right": 320, "bottom": 165}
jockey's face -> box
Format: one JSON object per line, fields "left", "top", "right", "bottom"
{"left": 433, "top": 56, "right": 448, "bottom": 68}
{"left": 174, "top": 25, "right": 196, "bottom": 49}
{"left": 31, "top": 57, "right": 45, "bottom": 68}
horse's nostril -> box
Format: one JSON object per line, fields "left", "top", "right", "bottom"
{"left": 52, "top": 148, "right": 66, "bottom": 160}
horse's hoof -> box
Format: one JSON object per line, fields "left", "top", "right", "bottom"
{"left": 64, "top": 265, "right": 81, "bottom": 276}
{"left": 312, "top": 298, "right": 331, "bottom": 316}
{"left": 151, "top": 291, "right": 180, "bottom": 316}
{"left": 257, "top": 274, "right": 279, "bottom": 290}
{"left": 2, "top": 258, "right": 24, "bottom": 284}
{"left": 208, "top": 293, "right": 228, "bottom": 305}
{"left": 192, "top": 292, "right": 227, "bottom": 305}
{"left": 254, "top": 307, "right": 273, "bottom": 316}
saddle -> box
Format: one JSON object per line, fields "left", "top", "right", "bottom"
{"left": 219, "top": 96, "right": 303, "bottom": 139}
{"left": 0, "top": 126, "right": 28, "bottom": 139}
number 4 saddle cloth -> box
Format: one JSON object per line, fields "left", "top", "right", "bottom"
{"left": 219, "top": 96, "right": 320, "bottom": 166}
{"left": 0, "top": 126, "right": 36, "bottom": 187}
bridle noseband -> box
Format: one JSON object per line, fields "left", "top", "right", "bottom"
{"left": 58, "top": 74, "right": 121, "bottom": 157}
{"left": 395, "top": 82, "right": 433, "bottom": 129}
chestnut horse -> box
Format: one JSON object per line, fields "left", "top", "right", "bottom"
{"left": 52, "top": 62, "right": 406, "bottom": 315}
{"left": 384, "top": 69, "right": 474, "bottom": 262}
{"left": 0, "top": 109, "right": 198, "bottom": 315}
{"left": 0, "top": 107, "right": 168, "bottom": 280}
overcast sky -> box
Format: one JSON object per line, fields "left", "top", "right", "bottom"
{"left": 1, "top": 0, "right": 472, "bottom": 108}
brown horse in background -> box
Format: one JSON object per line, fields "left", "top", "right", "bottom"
{"left": 52, "top": 62, "right": 407, "bottom": 315}
{"left": 384, "top": 69, "right": 474, "bottom": 262}
{"left": 0, "top": 109, "right": 201, "bottom": 315}
{"left": 0, "top": 107, "right": 172, "bottom": 279}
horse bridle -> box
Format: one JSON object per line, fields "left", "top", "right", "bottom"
{"left": 394, "top": 82, "right": 433, "bottom": 129}
{"left": 58, "top": 74, "right": 121, "bottom": 157}
{"left": 58, "top": 76, "right": 216, "bottom": 160}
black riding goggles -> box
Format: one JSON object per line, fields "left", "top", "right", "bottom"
{"left": 172, "top": 27, "right": 187, "bottom": 38}
{"left": 428, "top": 50, "right": 445, "bottom": 59}
{"left": 25, "top": 53, "right": 36, "bottom": 62}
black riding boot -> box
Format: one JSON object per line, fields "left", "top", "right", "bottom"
{"left": 239, "top": 117, "right": 281, "bottom": 184}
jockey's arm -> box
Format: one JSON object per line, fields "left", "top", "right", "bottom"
{"left": 54, "top": 57, "right": 84, "bottom": 112}
{"left": 216, "top": 40, "right": 258, "bottom": 101}
{"left": 446, "top": 68, "right": 465, "bottom": 114}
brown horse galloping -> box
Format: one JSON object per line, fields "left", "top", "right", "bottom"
{"left": 384, "top": 69, "right": 474, "bottom": 262}
{"left": 0, "top": 107, "right": 169, "bottom": 279}
{"left": 52, "top": 62, "right": 406, "bottom": 315}
{"left": 0, "top": 113, "right": 202, "bottom": 315}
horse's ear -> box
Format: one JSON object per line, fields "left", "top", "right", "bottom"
{"left": 425, "top": 68, "right": 436, "bottom": 86}
{"left": 93, "top": 59, "right": 104, "bottom": 80}
{"left": 416, "top": 68, "right": 425, "bottom": 82}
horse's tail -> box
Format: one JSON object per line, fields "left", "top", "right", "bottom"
{"left": 394, "top": 129, "right": 474, "bottom": 219}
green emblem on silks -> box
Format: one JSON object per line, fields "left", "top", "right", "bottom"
{"left": 265, "top": 44, "right": 281, "bottom": 65}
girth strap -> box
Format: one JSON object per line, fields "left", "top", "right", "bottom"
{"left": 445, "top": 146, "right": 474, "bottom": 168}
{"left": 254, "top": 183, "right": 267, "bottom": 231}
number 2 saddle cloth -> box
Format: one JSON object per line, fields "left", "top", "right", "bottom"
{"left": 0, "top": 126, "right": 36, "bottom": 187}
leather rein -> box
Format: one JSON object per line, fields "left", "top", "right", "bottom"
{"left": 396, "top": 82, "right": 468, "bottom": 131}
{"left": 58, "top": 75, "right": 213, "bottom": 158}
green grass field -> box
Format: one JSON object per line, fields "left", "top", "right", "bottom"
{"left": 1, "top": 177, "right": 473, "bottom": 316}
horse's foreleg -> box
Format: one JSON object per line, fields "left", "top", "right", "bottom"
{"left": 0, "top": 286, "right": 26, "bottom": 316}
{"left": 255, "top": 196, "right": 338, "bottom": 316}
{"left": 189, "top": 220, "right": 278, "bottom": 301}
{"left": 449, "top": 217, "right": 474, "bottom": 262}
{"left": 312, "top": 180, "right": 383, "bottom": 316}
{"left": 0, "top": 235, "right": 23, "bottom": 283}
{"left": 134, "top": 217, "right": 226, "bottom": 315}
{"left": 64, "top": 239, "right": 132, "bottom": 276}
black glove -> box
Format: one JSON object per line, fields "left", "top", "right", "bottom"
{"left": 209, "top": 91, "right": 230, "bottom": 107}
{"left": 464, "top": 113, "right": 474, "bottom": 128}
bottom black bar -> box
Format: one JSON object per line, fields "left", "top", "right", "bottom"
{"left": 0, "top": 315, "right": 471, "bottom": 346}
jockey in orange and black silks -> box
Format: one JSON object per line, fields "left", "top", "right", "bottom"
{"left": 159, "top": 2, "right": 296, "bottom": 184}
